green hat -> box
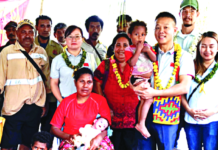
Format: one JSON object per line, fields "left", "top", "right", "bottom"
{"left": 180, "top": 0, "right": 199, "bottom": 11}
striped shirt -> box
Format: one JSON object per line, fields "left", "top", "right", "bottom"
{"left": 0, "top": 41, "right": 50, "bottom": 115}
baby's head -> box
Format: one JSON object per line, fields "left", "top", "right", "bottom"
{"left": 92, "top": 117, "right": 109, "bottom": 131}
{"left": 128, "top": 20, "right": 147, "bottom": 46}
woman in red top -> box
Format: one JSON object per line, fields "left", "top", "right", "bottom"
{"left": 50, "top": 68, "right": 111, "bottom": 150}
{"left": 94, "top": 33, "right": 139, "bottom": 150}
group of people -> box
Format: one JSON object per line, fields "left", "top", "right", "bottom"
{"left": 0, "top": 0, "right": 218, "bottom": 150}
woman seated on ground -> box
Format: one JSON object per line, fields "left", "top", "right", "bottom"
{"left": 182, "top": 31, "right": 218, "bottom": 150}
{"left": 50, "top": 68, "right": 111, "bottom": 150}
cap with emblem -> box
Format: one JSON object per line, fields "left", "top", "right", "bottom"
{"left": 16, "top": 19, "right": 35, "bottom": 30}
{"left": 180, "top": 0, "right": 199, "bottom": 11}
{"left": 4, "top": 21, "right": 17, "bottom": 30}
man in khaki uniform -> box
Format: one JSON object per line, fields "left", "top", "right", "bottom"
{"left": 35, "top": 15, "right": 63, "bottom": 139}
{"left": 0, "top": 19, "right": 50, "bottom": 150}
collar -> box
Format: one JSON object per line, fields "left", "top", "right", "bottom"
{"left": 35, "top": 36, "right": 54, "bottom": 47}
{"left": 158, "top": 45, "right": 175, "bottom": 55}
{"left": 83, "top": 38, "right": 101, "bottom": 46}
{"left": 177, "top": 28, "right": 198, "bottom": 38}
{"left": 14, "top": 41, "right": 36, "bottom": 52}
{"left": 65, "top": 48, "right": 83, "bottom": 57}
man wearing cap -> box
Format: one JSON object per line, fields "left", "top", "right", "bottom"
{"left": 82, "top": 15, "right": 107, "bottom": 66}
{"left": 173, "top": 1, "right": 200, "bottom": 149}
{"left": 35, "top": 15, "right": 62, "bottom": 138}
{"left": 0, "top": 19, "right": 50, "bottom": 150}
{"left": 107, "top": 14, "right": 132, "bottom": 58}
{"left": 0, "top": 21, "right": 17, "bottom": 52}
{"left": 54, "top": 23, "right": 67, "bottom": 48}
{"left": 174, "top": 0, "right": 200, "bottom": 59}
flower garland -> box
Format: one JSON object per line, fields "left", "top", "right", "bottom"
{"left": 194, "top": 63, "right": 218, "bottom": 93}
{"left": 174, "top": 31, "right": 200, "bottom": 56}
{"left": 153, "top": 43, "right": 182, "bottom": 90}
{"left": 62, "top": 47, "right": 87, "bottom": 77}
{"left": 111, "top": 55, "right": 132, "bottom": 89}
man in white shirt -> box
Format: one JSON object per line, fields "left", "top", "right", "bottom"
{"left": 174, "top": 0, "right": 200, "bottom": 149}
{"left": 82, "top": 15, "right": 107, "bottom": 66}
{"left": 174, "top": 0, "right": 200, "bottom": 59}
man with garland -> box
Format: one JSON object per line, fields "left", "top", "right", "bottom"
{"left": 35, "top": 15, "right": 63, "bottom": 141}
{"left": 134, "top": 12, "right": 195, "bottom": 150}
{"left": 0, "top": 19, "right": 50, "bottom": 150}
{"left": 173, "top": 0, "right": 200, "bottom": 148}
{"left": 82, "top": 15, "right": 107, "bottom": 66}
{"left": 174, "top": 0, "right": 200, "bottom": 59}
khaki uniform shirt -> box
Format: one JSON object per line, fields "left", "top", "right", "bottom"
{"left": 0, "top": 41, "right": 50, "bottom": 115}
{"left": 35, "top": 36, "right": 63, "bottom": 66}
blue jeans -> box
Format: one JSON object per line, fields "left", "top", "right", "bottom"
{"left": 153, "top": 123, "right": 178, "bottom": 150}
{"left": 185, "top": 121, "right": 218, "bottom": 150}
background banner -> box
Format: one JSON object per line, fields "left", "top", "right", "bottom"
{"left": 0, "top": 0, "right": 29, "bottom": 46}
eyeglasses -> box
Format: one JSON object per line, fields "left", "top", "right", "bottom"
{"left": 181, "top": 9, "right": 197, "bottom": 15}
{"left": 66, "top": 35, "right": 82, "bottom": 40}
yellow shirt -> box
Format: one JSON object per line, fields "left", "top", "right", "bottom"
{"left": 35, "top": 36, "right": 63, "bottom": 66}
{"left": 0, "top": 41, "right": 50, "bottom": 116}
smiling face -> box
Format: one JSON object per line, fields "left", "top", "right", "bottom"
{"left": 181, "top": 6, "right": 199, "bottom": 27}
{"left": 129, "top": 26, "right": 146, "bottom": 46}
{"left": 66, "top": 28, "right": 83, "bottom": 51}
{"left": 114, "top": 37, "right": 130, "bottom": 62}
{"left": 93, "top": 118, "right": 108, "bottom": 131}
{"left": 199, "top": 37, "right": 218, "bottom": 63}
{"left": 75, "top": 73, "right": 93, "bottom": 98}
{"left": 155, "top": 17, "right": 177, "bottom": 46}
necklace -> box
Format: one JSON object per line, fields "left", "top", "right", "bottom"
{"left": 194, "top": 63, "right": 218, "bottom": 93}
{"left": 62, "top": 47, "right": 87, "bottom": 77}
{"left": 153, "top": 43, "right": 182, "bottom": 90}
{"left": 111, "top": 55, "right": 132, "bottom": 89}
{"left": 174, "top": 31, "right": 200, "bottom": 56}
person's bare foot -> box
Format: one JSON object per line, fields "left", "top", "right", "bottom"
{"left": 135, "top": 123, "right": 151, "bottom": 139}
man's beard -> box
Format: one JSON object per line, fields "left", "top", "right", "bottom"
{"left": 183, "top": 24, "right": 192, "bottom": 27}
{"left": 39, "top": 34, "right": 50, "bottom": 40}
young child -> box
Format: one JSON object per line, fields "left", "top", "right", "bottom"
{"left": 125, "top": 20, "right": 156, "bottom": 138}
{"left": 59, "top": 117, "right": 114, "bottom": 150}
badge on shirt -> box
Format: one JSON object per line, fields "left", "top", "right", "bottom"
{"left": 170, "top": 62, "right": 174, "bottom": 67}
{"left": 83, "top": 63, "right": 89, "bottom": 66}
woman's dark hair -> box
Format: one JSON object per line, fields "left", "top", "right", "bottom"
{"left": 111, "top": 32, "right": 132, "bottom": 48}
{"left": 195, "top": 31, "right": 218, "bottom": 75}
{"left": 65, "top": 25, "right": 83, "bottom": 38}
{"left": 74, "top": 67, "right": 94, "bottom": 82}
{"left": 31, "top": 131, "right": 52, "bottom": 149}
{"left": 128, "top": 20, "right": 147, "bottom": 35}
{"left": 85, "top": 15, "right": 104, "bottom": 31}
{"left": 155, "top": 11, "right": 177, "bottom": 25}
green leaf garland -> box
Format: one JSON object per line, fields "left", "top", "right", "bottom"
{"left": 62, "top": 49, "right": 87, "bottom": 76}
{"left": 194, "top": 63, "right": 218, "bottom": 84}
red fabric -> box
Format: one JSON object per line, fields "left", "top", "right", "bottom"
{"left": 83, "top": 63, "right": 89, "bottom": 66}
{"left": 94, "top": 60, "right": 139, "bottom": 129}
{"left": 50, "top": 93, "right": 111, "bottom": 135}
{"left": 125, "top": 50, "right": 133, "bottom": 62}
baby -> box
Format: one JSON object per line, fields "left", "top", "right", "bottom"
{"left": 125, "top": 20, "right": 156, "bottom": 138}
{"left": 59, "top": 117, "right": 114, "bottom": 150}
